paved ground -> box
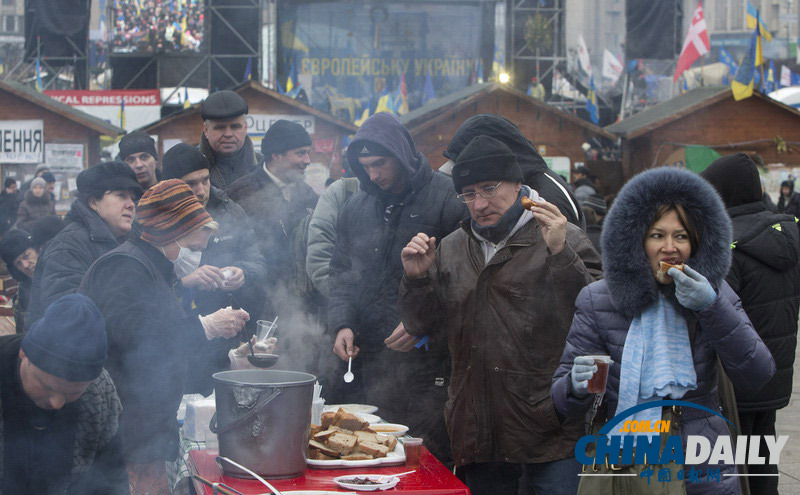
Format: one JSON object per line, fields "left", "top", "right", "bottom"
{"left": 777, "top": 344, "right": 800, "bottom": 494}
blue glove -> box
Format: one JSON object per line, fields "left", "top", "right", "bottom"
{"left": 570, "top": 356, "right": 597, "bottom": 398}
{"left": 669, "top": 265, "right": 717, "bottom": 311}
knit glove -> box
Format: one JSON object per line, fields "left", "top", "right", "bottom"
{"left": 199, "top": 307, "right": 249, "bottom": 340}
{"left": 570, "top": 356, "right": 597, "bottom": 398}
{"left": 669, "top": 265, "right": 717, "bottom": 312}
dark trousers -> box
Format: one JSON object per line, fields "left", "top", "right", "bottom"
{"left": 324, "top": 345, "right": 453, "bottom": 467}
{"left": 459, "top": 458, "right": 581, "bottom": 495}
{"left": 738, "top": 409, "right": 779, "bottom": 495}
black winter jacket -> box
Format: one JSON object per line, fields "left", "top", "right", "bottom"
{"left": 27, "top": 200, "right": 126, "bottom": 329}
{"left": 777, "top": 192, "right": 800, "bottom": 216}
{"left": 191, "top": 187, "right": 268, "bottom": 337}
{"left": 726, "top": 201, "right": 800, "bottom": 411}
{"left": 226, "top": 165, "right": 319, "bottom": 314}
{"left": 80, "top": 238, "right": 220, "bottom": 463}
{"left": 329, "top": 112, "right": 467, "bottom": 351}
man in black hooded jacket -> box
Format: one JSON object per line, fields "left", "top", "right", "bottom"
{"left": 777, "top": 179, "right": 800, "bottom": 216}
{"left": 440, "top": 114, "right": 584, "bottom": 230}
{"left": 328, "top": 112, "right": 467, "bottom": 465}
{"left": 702, "top": 153, "right": 800, "bottom": 495}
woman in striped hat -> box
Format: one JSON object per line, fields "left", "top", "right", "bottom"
{"left": 80, "top": 179, "right": 250, "bottom": 494}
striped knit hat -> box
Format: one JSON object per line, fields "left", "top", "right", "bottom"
{"left": 137, "top": 179, "right": 215, "bottom": 246}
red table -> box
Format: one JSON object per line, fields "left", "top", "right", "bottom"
{"left": 189, "top": 449, "right": 470, "bottom": 495}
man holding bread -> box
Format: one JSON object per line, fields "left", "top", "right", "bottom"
{"left": 398, "top": 135, "right": 601, "bottom": 495}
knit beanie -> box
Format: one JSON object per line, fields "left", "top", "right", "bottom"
{"left": 162, "top": 143, "right": 211, "bottom": 180}
{"left": 452, "top": 135, "right": 523, "bottom": 193}
{"left": 4, "top": 178, "right": 15, "bottom": 188}
{"left": 30, "top": 177, "right": 46, "bottom": 189}
{"left": 118, "top": 130, "right": 158, "bottom": 161}
{"left": 261, "top": 120, "right": 312, "bottom": 158}
{"left": 0, "top": 229, "right": 31, "bottom": 280}
{"left": 701, "top": 153, "right": 762, "bottom": 209}
{"left": 22, "top": 294, "right": 107, "bottom": 382}
{"left": 41, "top": 172, "right": 56, "bottom": 184}
{"left": 77, "top": 161, "right": 144, "bottom": 200}
{"left": 136, "top": 179, "right": 215, "bottom": 246}
{"left": 582, "top": 194, "right": 608, "bottom": 216}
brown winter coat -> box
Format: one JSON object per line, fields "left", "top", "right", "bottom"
{"left": 16, "top": 190, "right": 55, "bottom": 232}
{"left": 398, "top": 218, "right": 602, "bottom": 467}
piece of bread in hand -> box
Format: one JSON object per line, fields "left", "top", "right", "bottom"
{"left": 521, "top": 197, "right": 538, "bottom": 210}
{"left": 656, "top": 259, "right": 685, "bottom": 283}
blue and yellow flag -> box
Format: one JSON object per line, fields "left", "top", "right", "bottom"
{"left": 183, "top": 87, "right": 191, "bottom": 109}
{"left": 586, "top": 77, "right": 598, "bottom": 124}
{"left": 732, "top": 20, "right": 764, "bottom": 101}
{"left": 746, "top": 2, "right": 773, "bottom": 41}
{"left": 34, "top": 57, "right": 43, "bottom": 91}
{"left": 242, "top": 56, "right": 252, "bottom": 82}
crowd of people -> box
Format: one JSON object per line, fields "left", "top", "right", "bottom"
{"left": 112, "top": 0, "right": 205, "bottom": 53}
{"left": 0, "top": 88, "right": 796, "bottom": 495}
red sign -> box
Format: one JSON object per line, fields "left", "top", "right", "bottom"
{"left": 44, "top": 90, "right": 161, "bottom": 106}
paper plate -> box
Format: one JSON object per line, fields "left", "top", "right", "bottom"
{"left": 324, "top": 404, "right": 379, "bottom": 415}
{"left": 333, "top": 474, "right": 400, "bottom": 491}
{"left": 368, "top": 423, "right": 409, "bottom": 437}
{"left": 307, "top": 440, "right": 405, "bottom": 469}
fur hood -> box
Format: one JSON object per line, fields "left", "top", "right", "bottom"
{"left": 601, "top": 167, "right": 732, "bottom": 318}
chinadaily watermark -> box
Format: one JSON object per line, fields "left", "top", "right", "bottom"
{"left": 575, "top": 400, "right": 788, "bottom": 484}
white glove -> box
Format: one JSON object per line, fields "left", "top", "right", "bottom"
{"left": 570, "top": 356, "right": 597, "bottom": 398}
{"left": 228, "top": 337, "right": 278, "bottom": 370}
{"left": 199, "top": 307, "right": 249, "bottom": 340}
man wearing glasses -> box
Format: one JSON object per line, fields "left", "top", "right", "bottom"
{"left": 328, "top": 112, "right": 466, "bottom": 466}
{"left": 398, "top": 135, "right": 601, "bottom": 495}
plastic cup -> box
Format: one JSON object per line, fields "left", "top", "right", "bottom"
{"left": 403, "top": 437, "right": 423, "bottom": 468}
{"left": 256, "top": 320, "right": 276, "bottom": 343}
{"left": 584, "top": 355, "right": 612, "bottom": 394}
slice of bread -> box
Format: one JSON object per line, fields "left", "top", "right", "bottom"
{"left": 327, "top": 432, "right": 357, "bottom": 455}
{"left": 380, "top": 434, "right": 397, "bottom": 451}
{"left": 309, "top": 439, "right": 339, "bottom": 457}
{"left": 354, "top": 430, "right": 380, "bottom": 445}
{"left": 334, "top": 409, "right": 369, "bottom": 431}
{"left": 320, "top": 412, "right": 336, "bottom": 429}
{"left": 357, "top": 440, "right": 390, "bottom": 458}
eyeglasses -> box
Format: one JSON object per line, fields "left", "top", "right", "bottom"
{"left": 457, "top": 182, "right": 503, "bottom": 203}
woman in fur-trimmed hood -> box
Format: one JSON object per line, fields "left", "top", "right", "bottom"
{"left": 552, "top": 167, "right": 776, "bottom": 495}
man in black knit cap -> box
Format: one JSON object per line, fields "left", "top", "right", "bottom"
{"left": 199, "top": 90, "right": 261, "bottom": 188}
{"left": 118, "top": 130, "right": 160, "bottom": 190}
{"left": 0, "top": 293, "right": 127, "bottom": 493}
{"left": 226, "top": 120, "right": 318, "bottom": 315}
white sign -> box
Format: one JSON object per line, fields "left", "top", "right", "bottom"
{"left": 45, "top": 143, "right": 84, "bottom": 173}
{"left": 246, "top": 114, "right": 316, "bottom": 137}
{"left": 0, "top": 120, "right": 44, "bottom": 164}
{"left": 543, "top": 156, "right": 571, "bottom": 179}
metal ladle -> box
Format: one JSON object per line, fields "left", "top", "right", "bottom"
{"left": 215, "top": 456, "right": 282, "bottom": 495}
{"left": 247, "top": 317, "right": 279, "bottom": 368}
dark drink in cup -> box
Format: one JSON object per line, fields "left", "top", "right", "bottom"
{"left": 403, "top": 438, "right": 423, "bottom": 468}
{"left": 585, "top": 355, "right": 612, "bottom": 394}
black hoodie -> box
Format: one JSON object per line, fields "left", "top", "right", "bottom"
{"left": 703, "top": 154, "right": 800, "bottom": 411}
{"left": 443, "top": 114, "right": 585, "bottom": 229}
{"left": 329, "top": 112, "right": 467, "bottom": 350}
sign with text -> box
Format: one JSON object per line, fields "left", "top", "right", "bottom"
{"left": 0, "top": 120, "right": 44, "bottom": 164}
{"left": 45, "top": 143, "right": 85, "bottom": 173}
{"left": 246, "top": 114, "right": 316, "bottom": 136}
{"left": 44, "top": 90, "right": 161, "bottom": 131}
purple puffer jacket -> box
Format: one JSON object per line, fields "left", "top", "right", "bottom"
{"left": 551, "top": 168, "right": 776, "bottom": 495}
{"left": 552, "top": 280, "right": 775, "bottom": 494}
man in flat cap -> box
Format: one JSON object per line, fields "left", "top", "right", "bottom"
{"left": 162, "top": 143, "right": 268, "bottom": 338}
{"left": 118, "top": 130, "right": 160, "bottom": 190}
{"left": 199, "top": 90, "right": 262, "bottom": 189}
{"left": 227, "top": 119, "right": 319, "bottom": 316}
{"left": 0, "top": 293, "right": 127, "bottom": 493}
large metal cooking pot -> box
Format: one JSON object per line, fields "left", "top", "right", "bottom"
{"left": 210, "top": 369, "right": 316, "bottom": 478}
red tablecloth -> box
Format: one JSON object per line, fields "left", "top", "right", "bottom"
{"left": 188, "top": 449, "right": 469, "bottom": 495}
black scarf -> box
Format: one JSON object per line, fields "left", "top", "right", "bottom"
{"left": 471, "top": 189, "right": 525, "bottom": 244}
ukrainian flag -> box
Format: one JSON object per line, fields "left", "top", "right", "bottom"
{"left": 586, "top": 77, "right": 598, "bottom": 124}
{"left": 746, "top": 2, "right": 773, "bottom": 41}
{"left": 732, "top": 20, "right": 764, "bottom": 101}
